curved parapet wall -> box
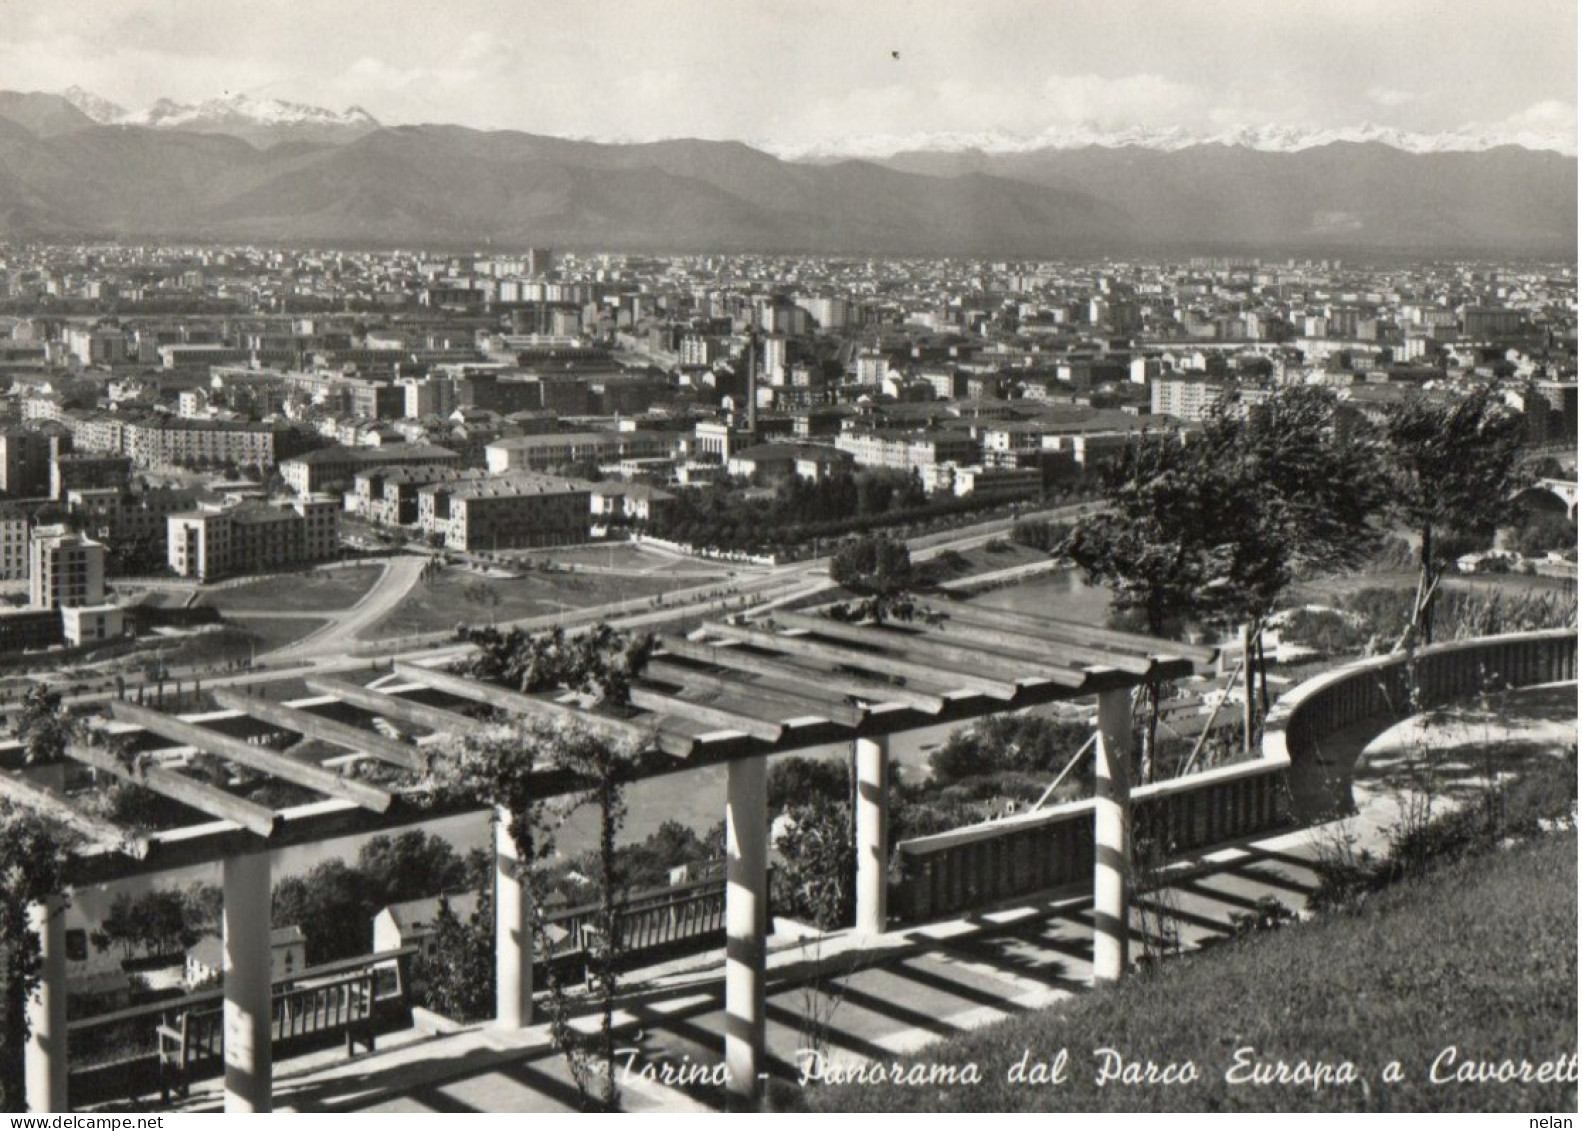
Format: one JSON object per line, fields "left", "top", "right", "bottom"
{"left": 1263, "top": 629, "right": 1578, "bottom": 824}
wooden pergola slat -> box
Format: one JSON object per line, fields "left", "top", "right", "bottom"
{"left": 66, "top": 741, "right": 280, "bottom": 838}
{"left": 627, "top": 686, "right": 784, "bottom": 743}
{"left": 0, "top": 769, "right": 152, "bottom": 857}
{"left": 930, "top": 605, "right": 1156, "bottom": 676}
{"left": 936, "top": 599, "right": 1218, "bottom": 663}
{"left": 772, "top": 612, "right": 1088, "bottom": 689}
{"left": 390, "top": 661, "right": 690, "bottom": 758}
{"left": 644, "top": 659, "right": 867, "bottom": 728}
{"left": 705, "top": 622, "right": 1019, "bottom": 699}
{"left": 210, "top": 689, "right": 423, "bottom": 772}
{"left": 304, "top": 676, "right": 479, "bottom": 735}
{"left": 660, "top": 636, "right": 946, "bottom": 714}
{"left": 108, "top": 702, "right": 393, "bottom": 814}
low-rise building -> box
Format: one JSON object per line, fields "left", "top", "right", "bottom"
{"left": 420, "top": 475, "right": 589, "bottom": 551}
{"left": 186, "top": 926, "right": 306, "bottom": 987}
{"left": 167, "top": 497, "right": 339, "bottom": 581}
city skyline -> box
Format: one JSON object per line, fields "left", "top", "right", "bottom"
{"left": 2, "top": 0, "right": 1576, "bottom": 156}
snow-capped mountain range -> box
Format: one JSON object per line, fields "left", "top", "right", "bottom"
{"left": 768, "top": 120, "right": 1578, "bottom": 161}
{"left": 60, "top": 87, "right": 379, "bottom": 146}
{"left": 49, "top": 87, "right": 1577, "bottom": 157}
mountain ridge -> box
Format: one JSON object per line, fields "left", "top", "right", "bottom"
{"left": 0, "top": 103, "right": 1570, "bottom": 258}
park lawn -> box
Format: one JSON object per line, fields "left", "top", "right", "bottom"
{"left": 196, "top": 564, "right": 384, "bottom": 614}
{"left": 156, "top": 618, "right": 327, "bottom": 666}
{"left": 789, "top": 831, "right": 1578, "bottom": 1113}
{"left": 360, "top": 566, "right": 688, "bottom": 639}
{"left": 1292, "top": 570, "right": 1576, "bottom": 605}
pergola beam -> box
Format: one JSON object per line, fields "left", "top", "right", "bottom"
{"left": 935, "top": 604, "right": 1157, "bottom": 675}
{"left": 645, "top": 659, "right": 867, "bottom": 728}
{"left": 391, "top": 661, "right": 691, "bottom": 758}
{"left": 209, "top": 689, "right": 424, "bottom": 772}
{"left": 108, "top": 702, "right": 393, "bottom": 814}
{"left": 937, "top": 599, "right": 1217, "bottom": 664}
{"left": 662, "top": 636, "right": 946, "bottom": 714}
{"left": 706, "top": 622, "right": 1017, "bottom": 699}
{"left": 772, "top": 612, "right": 1087, "bottom": 689}
{"left": 304, "top": 676, "right": 479, "bottom": 735}
{"left": 67, "top": 741, "right": 282, "bottom": 838}
{"left": 627, "top": 686, "right": 784, "bottom": 743}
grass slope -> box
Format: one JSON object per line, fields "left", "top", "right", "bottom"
{"left": 791, "top": 831, "right": 1578, "bottom": 1113}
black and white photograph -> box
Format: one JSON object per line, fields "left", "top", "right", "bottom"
{"left": 0, "top": 0, "right": 1574, "bottom": 1116}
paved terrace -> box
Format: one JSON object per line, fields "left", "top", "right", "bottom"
{"left": 153, "top": 667, "right": 1574, "bottom": 1114}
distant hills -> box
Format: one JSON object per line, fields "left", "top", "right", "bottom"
{"left": 0, "top": 88, "right": 1572, "bottom": 258}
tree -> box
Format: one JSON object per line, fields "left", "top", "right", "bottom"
{"left": 771, "top": 795, "right": 856, "bottom": 930}
{"left": 15, "top": 685, "right": 76, "bottom": 768}
{"left": 272, "top": 860, "right": 375, "bottom": 965}
{"left": 828, "top": 534, "right": 921, "bottom": 623}
{"left": 356, "top": 831, "right": 469, "bottom": 912}
{"left": 1061, "top": 431, "right": 1234, "bottom": 779}
{"left": 413, "top": 891, "right": 494, "bottom": 1022}
{"left": 0, "top": 805, "right": 68, "bottom": 1111}
{"left": 1196, "top": 388, "right": 1385, "bottom": 718}
{"left": 1380, "top": 386, "right": 1525, "bottom": 647}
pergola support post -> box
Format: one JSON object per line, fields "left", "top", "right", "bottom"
{"left": 855, "top": 736, "right": 889, "bottom": 934}
{"left": 494, "top": 807, "right": 533, "bottom": 1029}
{"left": 1093, "top": 688, "right": 1134, "bottom": 985}
{"left": 24, "top": 894, "right": 67, "bottom": 1113}
{"left": 724, "top": 755, "right": 767, "bottom": 1110}
{"left": 223, "top": 848, "right": 273, "bottom": 1113}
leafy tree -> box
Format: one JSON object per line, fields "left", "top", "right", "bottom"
{"left": 413, "top": 891, "right": 494, "bottom": 1022}
{"left": 0, "top": 805, "right": 68, "bottom": 1111}
{"left": 1061, "top": 431, "right": 1233, "bottom": 779}
{"left": 1197, "top": 388, "right": 1385, "bottom": 714}
{"left": 768, "top": 757, "right": 850, "bottom": 812}
{"left": 828, "top": 534, "right": 921, "bottom": 623}
{"left": 15, "top": 686, "right": 76, "bottom": 768}
{"left": 356, "top": 831, "right": 469, "bottom": 913}
{"left": 272, "top": 859, "right": 376, "bottom": 964}
{"left": 463, "top": 623, "right": 655, "bottom": 708}
{"left": 771, "top": 795, "right": 856, "bottom": 930}
{"left": 1380, "top": 386, "right": 1525, "bottom": 646}
{"left": 1513, "top": 509, "right": 1576, "bottom": 558}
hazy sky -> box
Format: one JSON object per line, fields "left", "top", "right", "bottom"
{"left": 2, "top": 0, "right": 1575, "bottom": 151}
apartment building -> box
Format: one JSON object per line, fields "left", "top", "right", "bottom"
{"left": 833, "top": 430, "right": 980, "bottom": 474}
{"left": 167, "top": 497, "right": 339, "bottom": 581}
{"left": 29, "top": 525, "right": 107, "bottom": 609}
{"left": 419, "top": 475, "right": 589, "bottom": 551}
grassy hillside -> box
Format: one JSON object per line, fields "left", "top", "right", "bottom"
{"left": 789, "top": 830, "right": 1578, "bottom": 1113}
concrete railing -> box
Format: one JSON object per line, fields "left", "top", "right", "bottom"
{"left": 1265, "top": 628, "right": 1577, "bottom": 823}
{"left": 893, "top": 628, "right": 1577, "bottom": 923}
{"left": 894, "top": 742, "right": 1292, "bottom": 923}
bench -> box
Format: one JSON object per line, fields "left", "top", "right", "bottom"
{"left": 158, "top": 958, "right": 406, "bottom": 1102}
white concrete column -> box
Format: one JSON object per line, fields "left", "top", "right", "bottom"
{"left": 1093, "top": 688, "right": 1134, "bottom": 985}
{"left": 494, "top": 807, "right": 533, "bottom": 1029}
{"left": 724, "top": 755, "right": 767, "bottom": 1110}
{"left": 855, "top": 736, "right": 889, "bottom": 934}
{"left": 1242, "top": 622, "right": 1257, "bottom": 756}
{"left": 24, "top": 894, "right": 67, "bottom": 1113}
{"left": 223, "top": 848, "right": 273, "bottom": 1113}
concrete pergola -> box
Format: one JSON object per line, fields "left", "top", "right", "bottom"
{"left": 8, "top": 601, "right": 1210, "bottom": 1113}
